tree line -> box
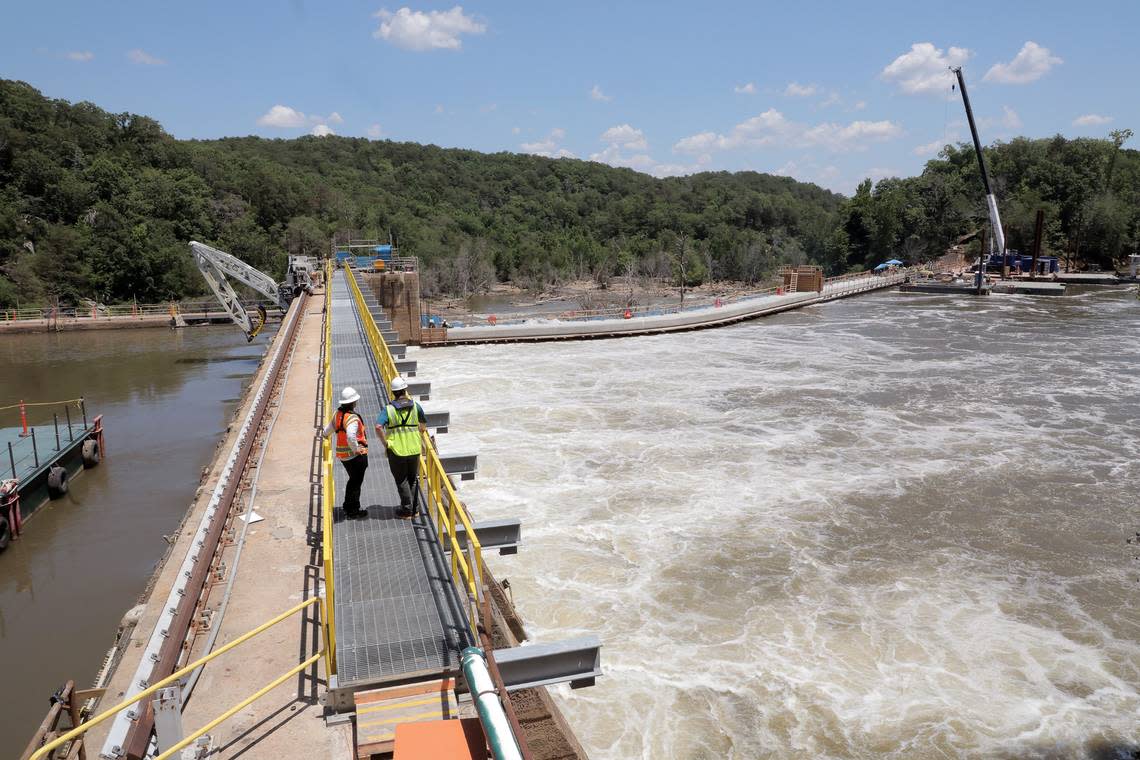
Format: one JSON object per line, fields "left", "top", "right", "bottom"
{"left": 0, "top": 79, "right": 1135, "bottom": 308}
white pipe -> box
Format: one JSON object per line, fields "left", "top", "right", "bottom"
{"left": 985, "top": 193, "right": 1006, "bottom": 256}
{"left": 461, "top": 648, "right": 523, "bottom": 760}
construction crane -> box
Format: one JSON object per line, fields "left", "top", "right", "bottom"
{"left": 189, "top": 241, "right": 314, "bottom": 341}
{"left": 951, "top": 66, "right": 1006, "bottom": 293}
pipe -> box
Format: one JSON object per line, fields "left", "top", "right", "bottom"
{"left": 461, "top": 647, "right": 523, "bottom": 760}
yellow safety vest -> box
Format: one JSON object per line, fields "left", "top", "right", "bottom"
{"left": 385, "top": 402, "right": 422, "bottom": 457}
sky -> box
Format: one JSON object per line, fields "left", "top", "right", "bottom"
{"left": 2, "top": 0, "right": 1137, "bottom": 195}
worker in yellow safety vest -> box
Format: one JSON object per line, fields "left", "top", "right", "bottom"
{"left": 320, "top": 386, "right": 369, "bottom": 518}
{"left": 375, "top": 376, "right": 427, "bottom": 518}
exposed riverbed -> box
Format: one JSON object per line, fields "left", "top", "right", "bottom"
{"left": 0, "top": 326, "right": 267, "bottom": 757}
{"left": 424, "top": 286, "right": 1140, "bottom": 759}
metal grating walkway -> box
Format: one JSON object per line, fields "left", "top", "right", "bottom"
{"left": 328, "top": 270, "right": 469, "bottom": 688}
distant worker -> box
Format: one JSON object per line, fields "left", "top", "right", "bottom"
{"left": 320, "top": 387, "right": 369, "bottom": 519}
{"left": 376, "top": 376, "right": 427, "bottom": 518}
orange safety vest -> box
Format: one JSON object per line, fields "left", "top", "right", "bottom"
{"left": 334, "top": 409, "right": 367, "bottom": 459}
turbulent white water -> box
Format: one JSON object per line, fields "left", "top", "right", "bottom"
{"left": 420, "top": 286, "right": 1140, "bottom": 759}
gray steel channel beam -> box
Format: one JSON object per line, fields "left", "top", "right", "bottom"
{"left": 395, "top": 359, "right": 417, "bottom": 377}
{"left": 438, "top": 447, "right": 477, "bottom": 480}
{"left": 420, "top": 404, "right": 449, "bottom": 433}
{"left": 444, "top": 518, "right": 521, "bottom": 556}
{"left": 494, "top": 637, "right": 603, "bottom": 691}
{"left": 407, "top": 378, "right": 429, "bottom": 399}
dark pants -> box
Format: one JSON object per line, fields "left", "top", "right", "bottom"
{"left": 387, "top": 452, "right": 420, "bottom": 512}
{"left": 340, "top": 454, "right": 368, "bottom": 514}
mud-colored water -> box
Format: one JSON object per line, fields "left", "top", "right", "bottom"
{"left": 0, "top": 326, "right": 267, "bottom": 757}
{"left": 424, "top": 286, "right": 1140, "bottom": 759}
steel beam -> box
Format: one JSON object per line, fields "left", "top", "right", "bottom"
{"left": 493, "top": 637, "right": 603, "bottom": 691}
{"left": 444, "top": 518, "right": 520, "bottom": 556}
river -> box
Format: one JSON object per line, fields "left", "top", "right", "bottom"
{"left": 423, "top": 286, "right": 1140, "bottom": 759}
{"left": 0, "top": 326, "right": 267, "bottom": 758}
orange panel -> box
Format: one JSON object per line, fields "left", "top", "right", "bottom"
{"left": 393, "top": 718, "right": 487, "bottom": 760}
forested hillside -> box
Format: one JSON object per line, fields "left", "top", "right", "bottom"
{"left": 0, "top": 79, "right": 1135, "bottom": 307}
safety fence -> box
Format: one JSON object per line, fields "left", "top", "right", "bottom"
{"left": 1, "top": 299, "right": 275, "bottom": 324}
{"left": 342, "top": 266, "right": 488, "bottom": 641}
{"left": 26, "top": 598, "right": 328, "bottom": 760}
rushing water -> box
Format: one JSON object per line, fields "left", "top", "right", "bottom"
{"left": 0, "top": 326, "right": 266, "bottom": 758}
{"left": 423, "top": 286, "right": 1140, "bottom": 759}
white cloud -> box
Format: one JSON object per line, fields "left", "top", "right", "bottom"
{"left": 818, "top": 92, "right": 841, "bottom": 108}
{"left": 914, "top": 139, "right": 949, "bottom": 156}
{"left": 589, "top": 84, "right": 612, "bottom": 102}
{"left": 373, "top": 6, "right": 485, "bottom": 51}
{"left": 434, "top": 104, "right": 444, "bottom": 114}
{"left": 599, "top": 124, "right": 648, "bottom": 151}
{"left": 327, "top": 112, "right": 344, "bottom": 125}
{"left": 1073, "top": 113, "right": 1112, "bottom": 126}
{"left": 511, "top": 126, "right": 520, "bottom": 135}
{"left": 984, "top": 41, "right": 1061, "bottom": 84}
{"left": 480, "top": 103, "right": 497, "bottom": 113}
{"left": 866, "top": 167, "right": 899, "bottom": 181}
{"left": 853, "top": 100, "right": 867, "bottom": 111}
{"left": 1002, "top": 105, "right": 1022, "bottom": 129}
{"left": 367, "top": 123, "right": 383, "bottom": 138}
{"left": 522, "top": 128, "right": 574, "bottom": 158}
{"left": 674, "top": 108, "right": 902, "bottom": 154}
{"left": 784, "top": 82, "right": 817, "bottom": 97}
{"left": 773, "top": 160, "right": 798, "bottom": 176}
{"left": 733, "top": 82, "right": 756, "bottom": 95}
{"left": 311, "top": 124, "right": 335, "bottom": 137}
{"left": 127, "top": 49, "right": 166, "bottom": 66}
{"left": 66, "top": 51, "right": 94, "bottom": 62}
{"left": 882, "top": 42, "right": 970, "bottom": 95}
{"left": 257, "top": 105, "right": 308, "bottom": 128}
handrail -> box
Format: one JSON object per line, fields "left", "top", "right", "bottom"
{"left": 321, "top": 260, "right": 338, "bottom": 675}
{"left": 341, "top": 266, "right": 487, "bottom": 640}
{"left": 29, "top": 598, "right": 325, "bottom": 760}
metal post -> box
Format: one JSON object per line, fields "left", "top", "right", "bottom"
{"left": 8, "top": 441, "right": 15, "bottom": 479}
{"left": 976, "top": 227, "right": 987, "bottom": 294}
{"left": 1030, "top": 209, "right": 1045, "bottom": 280}
{"left": 151, "top": 686, "right": 185, "bottom": 755}
{"left": 19, "top": 400, "right": 29, "bottom": 437}
{"left": 54, "top": 413, "right": 60, "bottom": 450}
{"left": 31, "top": 428, "right": 39, "bottom": 468}
{"left": 81, "top": 397, "right": 87, "bottom": 428}
{"left": 66, "top": 406, "right": 73, "bottom": 441}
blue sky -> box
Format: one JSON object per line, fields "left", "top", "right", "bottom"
{"left": 2, "top": 0, "right": 1136, "bottom": 194}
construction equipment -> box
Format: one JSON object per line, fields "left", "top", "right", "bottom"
{"left": 189, "top": 241, "right": 314, "bottom": 341}
{"left": 951, "top": 66, "right": 1005, "bottom": 293}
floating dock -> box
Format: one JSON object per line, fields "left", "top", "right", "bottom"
{"left": 1, "top": 400, "right": 103, "bottom": 551}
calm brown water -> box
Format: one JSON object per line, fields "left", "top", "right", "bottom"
{"left": 0, "top": 326, "right": 267, "bottom": 757}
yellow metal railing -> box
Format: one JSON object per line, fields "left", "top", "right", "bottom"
{"left": 342, "top": 266, "right": 488, "bottom": 639}
{"left": 29, "top": 598, "right": 326, "bottom": 760}
{"left": 321, "top": 259, "right": 338, "bottom": 675}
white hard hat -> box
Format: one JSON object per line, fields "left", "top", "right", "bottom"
{"left": 339, "top": 386, "right": 361, "bottom": 405}
{"left": 390, "top": 376, "right": 408, "bottom": 393}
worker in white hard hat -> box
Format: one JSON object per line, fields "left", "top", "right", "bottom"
{"left": 375, "top": 376, "right": 427, "bottom": 518}
{"left": 319, "top": 386, "right": 369, "bottom": 518}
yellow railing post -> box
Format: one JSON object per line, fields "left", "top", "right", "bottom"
{"left": 29, "top": 599, "right": 325, "bottom": 760}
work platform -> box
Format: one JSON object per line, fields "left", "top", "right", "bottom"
{"left": 326, "top": 271, "right": 471, "bottom": 695}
